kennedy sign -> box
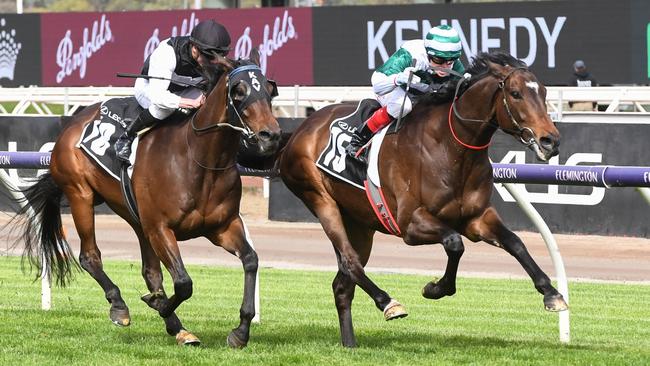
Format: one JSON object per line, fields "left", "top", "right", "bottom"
{"left": 40, "top": 8, "right": 313, "bottom": 87}
{"left": 313, "top": 0, "right": 648, "bottom": 86}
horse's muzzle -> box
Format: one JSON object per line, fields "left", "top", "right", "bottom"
{"left": 256, "top": 128, "right": 282, "bottom": 156}
{"left": 536, "top": 134, "right": 560, "bottom": 161}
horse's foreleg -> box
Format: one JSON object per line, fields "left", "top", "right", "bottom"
{"left": 145, "top": 227, "right": 193, "bottom": 319}
{"left": 403, "top": 207, "right": 465, "bottom": 300}
{"left": 133, "top": 230, "right": 197, "bottom": 344}
{"left": 67, "top": 192, "right": 130, "bottom": 326}
{"left": 465, "top": 207, "right": 568, "bottom": 312}
{"left": 207, "top": 216, "right": 257, "bottom": 349}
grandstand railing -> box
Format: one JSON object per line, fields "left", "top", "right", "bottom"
{"left": 1, "top": 86, "right": 650, "bottom": 121}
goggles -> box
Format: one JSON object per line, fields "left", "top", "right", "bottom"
{"left": 428, "top": 55, "right": 457, "bottom": 65}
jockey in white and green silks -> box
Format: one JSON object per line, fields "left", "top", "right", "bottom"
{"left": 346, "top": 24, "right": 465, "bottom": 163}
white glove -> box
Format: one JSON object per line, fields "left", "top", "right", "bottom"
{"left": 395, "top": 67, "right": 421, "bottom": 86}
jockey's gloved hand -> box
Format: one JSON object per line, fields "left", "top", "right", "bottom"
{"left": 410, "top": 82, "right": 430, "bottom": 92}
{"left": 395, "top": 67, "right": 421, "bottom": 86}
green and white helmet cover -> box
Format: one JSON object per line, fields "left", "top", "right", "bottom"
{"left": 424, "top": 25, "right": 462, "bottom": 59}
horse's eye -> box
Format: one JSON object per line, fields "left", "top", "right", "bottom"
{"left": 510, "top": 91, "right": 522, "bottom": 99}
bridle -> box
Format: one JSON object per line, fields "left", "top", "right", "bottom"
{"left": 190, "top": 64, "right": 274, "bottom": 140}
{"left": 441, "top": 66, "right": 538, "bottom": 150}
{"left": 187, "top": 63, "right": 275, "bottom": 170}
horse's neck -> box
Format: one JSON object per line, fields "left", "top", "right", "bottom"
{"left": 184, "top": 115, "right": 241, "bottom": 171}
{"left": 445, "top": 80, "right": 500, "bottom": 153}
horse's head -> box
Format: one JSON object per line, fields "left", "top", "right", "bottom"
{"left": 484, "top": 53, "right": 560, "bottom": 161}
{"left": 459, "top": 52, "right": 560, "bottom": 161}
{"left": 201, "top": 50, "right": 281, "bottom": 156}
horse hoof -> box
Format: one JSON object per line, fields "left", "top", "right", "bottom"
{"left": 422, "top": 280, "right": 455, "bottom": 300}
{"left": 226, "top": 330, "right": 248, "bottom": 349}
{"left": 176, "top": 330, "right": 201, "bottom": 346}
{"left": 141, "top": 291, "right": 167, "bottom": 311}
{"left": 544, "top": 294, "right": 569, "bottom": 312}
{"left": 109, "top": 307, "right": 131, "bottom": 327}
{"left": 383, "top": 299, "right": 408, "bottom": 321}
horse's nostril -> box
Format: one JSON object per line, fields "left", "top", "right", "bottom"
{"left": 539, "top": 135, "right": 557, "bottom": 150}
{"left": 258, "top": 130, "right": 273, "bottom": 141}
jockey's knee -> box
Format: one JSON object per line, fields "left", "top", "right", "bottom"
{"left": 386, "top": 100, "right": 412, "bottom": 119}
{"left": 148, "top": 105, "right": 173, "bottom": 120}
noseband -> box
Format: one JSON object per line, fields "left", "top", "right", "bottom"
{"left": 449, "top": 66, "right": 536, "bottom": 150}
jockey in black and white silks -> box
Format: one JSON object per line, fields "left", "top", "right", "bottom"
{"left": 114, "top": 19, "right": 231, "bottom": 163}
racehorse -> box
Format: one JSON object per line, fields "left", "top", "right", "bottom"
{"left": 11, "top": 53, "right": 281, "bottom": 347}
{"left": 278, "top": 52, "right": 567, "bottom": 347}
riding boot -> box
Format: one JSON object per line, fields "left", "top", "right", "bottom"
{"left": 345, "top": 106, "right": 392, "bottom": 164}
{"left": 114, "top": 110, "right": 159, "bottom": 162}
{"left": 345, "top": 123, "right": 374, "bottom": 163}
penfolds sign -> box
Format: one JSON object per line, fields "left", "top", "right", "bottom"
{"left": 41, "top": 8, "right": 313, "bottom": 87}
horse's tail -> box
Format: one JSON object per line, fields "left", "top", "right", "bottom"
{"left": 7, "top": 173, "right": 79, "bottom": 286}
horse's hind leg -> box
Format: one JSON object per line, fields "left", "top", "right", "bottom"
{"left": 65, "top": 189, "right": 130, "bottom": 326}
{"left": 205, "top": 216, "right": 258, "bottom": 349}
{"left": 305, "top": 192, "right": 403, "bottom": 319}
{"left": 403, "top": 207, "right": 465, "bottom": 300}
{"left": 134, "top": 230, "right": 199, "bottom": 345}
{"left": 465, "top": 207, "right": 568, "bottom": 312}
{"left": 332, "top": 217, "right": 375, "bottom": 348}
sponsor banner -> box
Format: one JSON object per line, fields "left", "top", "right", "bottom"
{"left": 40, "top": 8, "right": 312, "bottom": 87}
{"left": 313, "top": 0, "right": 649, "bottom": 86}
{"left": 0, "top": 14, "right": 41, "bottom": 87}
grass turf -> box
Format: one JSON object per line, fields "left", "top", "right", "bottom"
{"left": 0, "top": 255, "right": 648, "bottom": 365}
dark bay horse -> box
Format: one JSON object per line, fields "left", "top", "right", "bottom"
{"left": 12, "top": 55, "right": 281, "bottom": 347}
{"left": 279, "top": 52, "right": 567, "bottom": 347}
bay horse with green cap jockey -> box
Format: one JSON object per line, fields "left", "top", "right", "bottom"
{"left": 346, "top": 24, "right": 466, "bottom": 163}
{"left": 114, "top": 19, "right": 232, "bottom": 163}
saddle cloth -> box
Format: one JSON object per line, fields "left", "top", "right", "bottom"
{"left": 77, "top": 97, "right": 143, "bottom": 180}
{"left": 316, "top": 99, "right": 381, "bottom": 189}
{"left": 315, "top": 99, "right": 402, "bottom": 189}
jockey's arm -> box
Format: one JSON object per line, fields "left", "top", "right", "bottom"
{"left": 372, "top": 48, "right": 416, "bottom": 95}
{"left": 136, "top": 42, "right": 183, "bottom": 112}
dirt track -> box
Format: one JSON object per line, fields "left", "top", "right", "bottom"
{"left": 2, "top": 189, "right": 649, "bottom": 283}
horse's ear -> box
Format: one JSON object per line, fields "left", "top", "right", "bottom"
{"left": 213, "top": 55, "right": 236, "bottom": 71}
{"left": 249, "top": 48, "right": 261, "bottom": 67}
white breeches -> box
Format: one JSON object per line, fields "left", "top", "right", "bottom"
{"left": 134, "top": 78, "right": 203, "bottom": 120}
{"left": 375, "top": 87, "right": 413, "bottom": 119}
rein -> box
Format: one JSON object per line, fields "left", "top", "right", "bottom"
{"left": 448, "top": 66, "right": 536, "bottom": 150}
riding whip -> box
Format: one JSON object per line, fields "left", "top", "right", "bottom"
{"left": 116, "top": 72, "right": 203, "bottom": 87}
{"left": 395, "top": 60, "right": 417, "bottom": 131}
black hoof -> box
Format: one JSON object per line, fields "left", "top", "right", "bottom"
{"left": 227, "top": 330, "right": 248, "bottom": 349}
{"left": 422, "top": 280, "right": 455, "bottom": 300}
{"left": 544, "top": 293, "right": 568, "bottom": 312}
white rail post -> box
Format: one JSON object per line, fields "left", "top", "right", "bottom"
{"left": 500, "top": 182, "right": 570, "bottom": 343}
{"left": 636, "top": 187, "right": 650, "bottom": 206}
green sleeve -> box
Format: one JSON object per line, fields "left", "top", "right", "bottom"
{"left": 452, "top": 59, "right": 465, "bottom": 74}
{"left": 376, "top": 48, "right": 413, "bottom": 76}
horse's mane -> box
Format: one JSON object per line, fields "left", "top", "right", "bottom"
{"left": 200, "top": 58, "right": 255, "bottom": 93}
{"left": 418, "top": 51, "right": 528, "bottom": 106}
